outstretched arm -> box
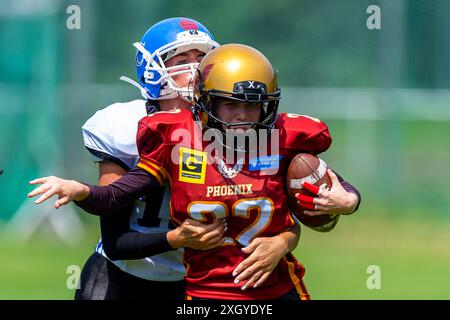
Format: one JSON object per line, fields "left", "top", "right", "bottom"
{"left": 98, "top": 162, "right": 227, "bottom": 259}
{"left": 28, "top": 167, "right": 158, "bottom": 216}
{"left": 75, "top": 167, "right": 157, "bottom": 215}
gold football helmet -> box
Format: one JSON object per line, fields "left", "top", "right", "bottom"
{"left": 193, "top": 43, "right": 280, "bottom": 131}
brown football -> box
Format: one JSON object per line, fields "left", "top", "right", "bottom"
{"left": 287, "top": 153, "right": 339, "bottom": 232}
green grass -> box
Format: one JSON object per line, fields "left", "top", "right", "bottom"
{"left": 295, "top": 213, "right": 450, "bottom": 299}
{"left": 1, "top": 212, "right": 450, "bottom": 299}
{"left": 0, "top": 221, "right": 99, "bottom": 300}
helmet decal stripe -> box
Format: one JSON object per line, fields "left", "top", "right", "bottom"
{"left": 180, "top": 19, "right": 199, "bottom": 30}
{"left": 202, "top": 63, "right": 215, "bottom": 82}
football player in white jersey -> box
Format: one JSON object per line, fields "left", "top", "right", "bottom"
{"left": 74, "top": 18, "right": 302, "bottom": 300}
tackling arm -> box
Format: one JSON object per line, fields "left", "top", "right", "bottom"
{"left": 74, "top": 167, "right": 158, "bottom": 216}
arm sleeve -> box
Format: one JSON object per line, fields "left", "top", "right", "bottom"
{"left": 74, "top": 167, "right": 158, "bottom": 216}
{"left": 99, "top": 210, "right": 174, "bottom": 260}
{"left": 333, "top": 171, "right": 362, "bottom": 213}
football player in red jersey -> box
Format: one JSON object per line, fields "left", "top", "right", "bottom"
{"left": 75, "top": 17, "right": 305, "bottom": 299}
{"left": 28, "top": 44, "right": 361, "bottom": 299}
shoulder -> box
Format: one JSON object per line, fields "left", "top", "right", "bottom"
{"left": 138, "top": 108, "right": 193, "bottom": 140}
{"left": 82, "top": 100, "right": 148, "bottom": 168}
{"left": 83, "top": 100, "right": 147, "bottom": 133}
{"left": 275, "top": 112, "right": 332, "bottom": 153}
{"left": 137, "top": 109, "right": 194, "bottom": 176}
{"left": 276, "top": 113, "right": 328, "bottom": 137}
{"left": 139, "top": 108, "right": 192, "bottom": 126}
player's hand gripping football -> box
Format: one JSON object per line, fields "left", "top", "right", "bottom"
{"left": 295, "top": 169, "right": 358, "bottom": 217}
{"left": 28, "top": 176, "right": 90, "bottom": 208}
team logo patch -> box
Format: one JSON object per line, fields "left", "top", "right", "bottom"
{"left": 217, "top": 158, "right": 243, "bottom": 179}
{"left": 179, "top": 147, "right": 206, "bottom": 184}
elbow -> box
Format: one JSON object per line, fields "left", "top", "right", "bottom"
{"left": 351, "top": 194, "right": 362, "bottom": 214}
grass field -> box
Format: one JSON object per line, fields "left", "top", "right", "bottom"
{"left": 0, "top": 218, "right": 99, "bottom": 300}
{"left": 1, "top": 210, "right": 449, "bottom": 300}
{"left": 297, "top": 212, "right": 450, "bottom": 299}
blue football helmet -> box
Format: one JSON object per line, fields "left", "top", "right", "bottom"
{"left": 120, "top": 17, "right": 219, "bottom": 101}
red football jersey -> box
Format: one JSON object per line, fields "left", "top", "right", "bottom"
{"left": 136, "top": 109, "right": 331, "bottom": 300}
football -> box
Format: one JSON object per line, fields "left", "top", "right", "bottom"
{"left": 287, "top": 153, "right": 339, "bottom": 232}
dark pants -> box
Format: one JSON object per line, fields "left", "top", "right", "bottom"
{"left": 75, "top": 252, "right": 185, "bottom": 300}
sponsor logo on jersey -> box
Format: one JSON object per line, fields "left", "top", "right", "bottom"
{"left": 249, "top": 155, "right": 283, "bottom": 171}
{"left": 206, "top": 184, "right": 253, "bottom": 198}
{"left": 179, "top": 147, "right": 206, "bottom": 184}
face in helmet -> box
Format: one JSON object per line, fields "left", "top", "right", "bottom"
{"left": 120, "top": 17, "right": 219, "bottom": 101}
{"left": 211, "top": 99, "right": 262, "bottom": 133}
{"left": 163, "top": 48, "right": 206, "bottom": 98}
{"left": 194, "top": 43, "right": 280, "bottom": 133}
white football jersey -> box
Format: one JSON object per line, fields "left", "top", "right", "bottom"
{"left": 82, "top": 99, "right": 184, "bottom": 281}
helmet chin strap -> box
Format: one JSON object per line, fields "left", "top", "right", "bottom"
{"left": 119, "top": 76, "right": 151, "bottom": 100}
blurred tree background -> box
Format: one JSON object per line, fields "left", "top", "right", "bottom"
{"left": 0, "top": 0, "right": 449, "bottom": 299}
